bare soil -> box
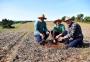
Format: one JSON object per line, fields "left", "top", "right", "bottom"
{"left": 0, "top": 22, "right": 90, "bottom": 62}
{"left": 0, "top": 31, "right": 90, "bottom": 62}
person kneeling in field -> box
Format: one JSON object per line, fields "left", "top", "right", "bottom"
{"left": 34, "top": 14, "right": 50, "bottom": 45}
{"left": 57, "top": 17, "right": 83, "bottom": 47}
{"left": 51, "top": 19, "right": 65, "bottom": 44}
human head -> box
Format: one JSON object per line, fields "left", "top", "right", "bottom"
{"left": 64, "top": 17, "right": 73, "bottom": 25}
{"left": 38, "top": 14, "right": 47, "bottom": 21}
{"left": 53, "top": 19, "right": 62, "bottom": 25}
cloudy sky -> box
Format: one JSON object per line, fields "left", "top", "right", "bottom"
{"left": 0, "top": 0, "right": 90, "bottom": 21}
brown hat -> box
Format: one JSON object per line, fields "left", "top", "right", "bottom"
{"left": 38, "top": 14, "right": 47, "bottom": 20}
{"left": 53, "top": 19, "right": 62, "bottom": 24}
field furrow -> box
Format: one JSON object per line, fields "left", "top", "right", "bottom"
{"left": 0, "top": 31, "right": 28, "bottom": 62}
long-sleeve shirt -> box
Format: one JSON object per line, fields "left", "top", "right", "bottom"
{"left": 34, "top": 20, "right": 48, "bottom": 35}
{"left": 65, "top": 22, "right": 83, "bottom": 40}
{"left": 53, "top": 24, "right": 65, "bottom": 33}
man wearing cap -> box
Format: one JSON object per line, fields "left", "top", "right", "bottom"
{"left": 51, "top": 19, "right": 65, "bottom": 44}
{"left": 58, "top": 17, "right": 83, "bottom": 47}
{"left": 34, "top": 14, "right": 49, "bottom": 45}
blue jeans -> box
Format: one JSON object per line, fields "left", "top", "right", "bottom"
{"left": 34, "top": 33, "right": 49, "bottom": 43}
{"left": 65, "top": 38, "right": 83, "bottom": 47}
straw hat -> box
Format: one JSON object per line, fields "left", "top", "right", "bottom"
{"left": 53, "top": 19, "right": 62, "bottom": 24}
{"left": 64, "top": 17, "right": 72, "bottom": 22}
{"left": 38, "top": 14, "right": 47, "bottom": 20}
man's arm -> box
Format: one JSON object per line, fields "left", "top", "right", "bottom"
{"left": 64, "top": 23, "right": 76, "bottom": 39}
{"left": 35, "top": 21, "right": 41, "bottom": 34}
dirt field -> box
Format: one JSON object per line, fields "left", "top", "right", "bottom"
{"left": 0, "top": 22, "right": 90, "bottom": 62}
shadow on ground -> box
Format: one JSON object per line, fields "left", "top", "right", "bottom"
{"left": 83, "top": 40, "right": 90, "bottom": 48}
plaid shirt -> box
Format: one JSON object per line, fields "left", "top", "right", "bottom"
{"left": 66, "top": 22, "right": 83, "bottom": 40}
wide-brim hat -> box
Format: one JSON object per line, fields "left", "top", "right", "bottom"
{"left": 53, "top": 19, "right": 62, "bottom": 24}
{"left": 38, "top": 14, "right": 47, "bottom": 20}
{"left": 64, "top": 17, "right": 72, "bottom": 22}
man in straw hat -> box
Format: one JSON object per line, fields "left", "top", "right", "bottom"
{"left": 51, "top": 19, "right": 65, "bottom": 44}
{"left": 57, "top": 17, "right": 83, "bottom": 47}
{"left": 34, "top": 14, "right": 50, "bottom": 45}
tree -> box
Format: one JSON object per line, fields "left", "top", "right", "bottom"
{"left": 76, "top": 14, "right": 84, "bottom": 22}
{"left": 1, "top": 19, "right": 14, "bottom": 28}
{"left": 2, "top": 19, "right": 8, "bottom": 28}
{"left": 84, "top": 16, "right": 90, "bottom": 22}
{"left": 61, "top": 16, "right": 66, "bottom": 21}
{"left": 71, "top": 16, "right": 75, "bottom": 21}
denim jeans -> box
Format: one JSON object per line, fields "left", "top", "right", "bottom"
{"left": 65, "top": 38, "right": 83, "bottom": 47}
{"left": 34, "top": 33, "right": 49, "bottom": 43}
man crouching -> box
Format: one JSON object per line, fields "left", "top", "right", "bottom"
{"left": 57, "top": 17, "right": 83, "bottom": 47}
{"left": 51, "top": 19, "right": 65, "bottom": 44}
{"left": 34, "top": 14, "right": 50, "bottom": 45}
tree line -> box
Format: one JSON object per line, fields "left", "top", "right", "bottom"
{"left": 0, "top": 14, "right": 90, "bottom": 28}
{"left": 0, "top": 19, "right": 33, "bottom": 28}
{"left": 61, "top": 14, "right": 90, "bottom": 22}
{"left": 1, "top": 19, "right": 15, "bottom": 28}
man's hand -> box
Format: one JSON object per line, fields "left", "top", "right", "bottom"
{"left": 56, "top": 34, "right": 62, "bottom": 39}
{"left": 46, "top": 31, "right": 50, "bottom": 34}
{"left": 56, "top": 35, "right": 60, "bottom": 39}
{"left": 58, "top": 37, "right": 64, "bottom": 41}
{"left": 40, "top": 33, "right": 44, "bottom": 39}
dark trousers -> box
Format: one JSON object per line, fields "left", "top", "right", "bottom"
{"left": 51, "top": 30, "right": 67, "bottom": 39}
{"left": 51, "top": 31, "right": 60, "bottom": 39}
{"left": 65, "top": 38, "right": 83, "bottom": 47}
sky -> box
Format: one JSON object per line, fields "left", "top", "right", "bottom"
{"left": 0, "top": 0, "right": 90, "bottom": 21}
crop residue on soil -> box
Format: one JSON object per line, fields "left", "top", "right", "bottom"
{"left": 0, "top": 31, "right": 90, "bottom": 62}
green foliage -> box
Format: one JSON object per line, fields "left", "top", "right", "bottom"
{"left": 14, "top": 21, "right": 33, "bottom": 24}
{"left": 1, "top": 19, "right": 15, "bottom": 28}
{"left": 61, "top": 13, "right": 90, "bottom": 23}
{"left": 61, "top": 16, "right": 66, "bottom": 21}
{"left": 76, "top": 14, "right": 84, "bottom": 22}
{"left": 84, "top": 16, "right": 90, "bottom": 22}
{"left": 71, "top": 16, "right": 75, "bottom": 21}
{"left": 0, "top": 22, "right": 2, "bottom": 26}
